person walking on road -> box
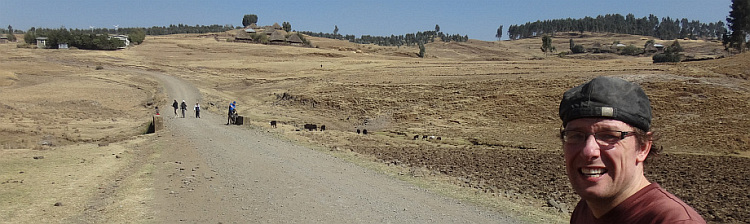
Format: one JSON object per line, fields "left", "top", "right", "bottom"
{"left": 194, "top": 102, "right": 201, "bottom": 118}
{"left": 172, "top": 100, "right": 179, "bottom": 118}
{"left": 226, "top": 101, "right": 236, "bottom": 125}
{"left": 180, "top": 100, "right": 188, "bottom": 118}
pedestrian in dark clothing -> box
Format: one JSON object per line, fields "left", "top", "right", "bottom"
{"left": 194, "top": 103, "right": 201, "bottom": 118}
{"left": 172, "top": 100, "right": 179, "bottom": 118}
{"left": 180, "top": 100, "right": 187, "bottom": 118}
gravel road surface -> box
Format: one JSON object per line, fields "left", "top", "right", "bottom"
{"left": 148, "top": 71, "right": 522, "bottom": 223}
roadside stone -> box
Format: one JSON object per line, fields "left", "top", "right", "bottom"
{"left": 547, "top": 198, "right": 568, "bottom": 213}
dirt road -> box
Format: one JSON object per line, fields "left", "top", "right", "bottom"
{"left": 147, "top": 70, "right": 522, "bottom": 223}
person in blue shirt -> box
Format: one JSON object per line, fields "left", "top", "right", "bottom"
{"left": 226, "top": 101, "right": 236, "bottom": 124}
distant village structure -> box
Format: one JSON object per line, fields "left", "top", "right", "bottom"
{"left": 111, "top": 35, "right": 130, "bottom": 49}
{"left": 235, "top": 22, "right": 306, "bottom": 46}
{"left": 35, "top": 37, "right": 47, "bottom": 48}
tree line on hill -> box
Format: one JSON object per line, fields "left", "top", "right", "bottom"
{"left": 133, "top": 24, "right": 235, "bottom": 35}
{"left": 531, "top": 1, "right": 749, "bottom": 55}
{"left": 505, "top": 14, "right": 727, "bottom": 41}
{"left": 12, "top": 24, "right": 233, "bottom": 50}
{"left": 300, "top": 24, "right": 468, "bottom": 47}
{"left": 20, "top": 27, "right": 146, "bottom": 50}
{"left": 8, "top": 24, "right": 234, "bottom": 37}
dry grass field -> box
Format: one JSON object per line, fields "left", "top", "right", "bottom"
{"left": 1, "top": 31, "right": 748, "bottom": 223}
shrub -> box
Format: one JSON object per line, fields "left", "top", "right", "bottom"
{"left": 418, "top": 42, "right": 425, "bottom": 58}
{"left": 571, "top": 45, "right": 585, "bottom": 54}
{"left": 250, "top": 32, "right": 268, "bottom": 44}
{"left": 667, "top": 40, "right": 683, "bottom": 53}
{"left": 653, "top": 40, "right": 683, "bottom": 63}
{"left": 620, "top": 45, "right": 642, "bottom": 56}
{"left": 296, "top": 33, "right": 311, "bottom": 47}
{"left": 128, "top": 29, "right": 146, "bottom": 45}
{"left": 652, "top": 53, "right": 681, "bottom": 63}
{"left": 6, "top": 34, "right": 17, "bottom": 42}
{"left": 24, "top": 32, "right": 36, "bottom": 44}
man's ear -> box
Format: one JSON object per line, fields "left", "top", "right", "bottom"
{"left": 636, "top": 132, "right": 653, "bottom": 163}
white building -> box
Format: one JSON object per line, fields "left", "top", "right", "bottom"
{"left": 36, "top": 37, "right": 48, "bottom": 48}
{"left": 110, "top": 35, "right": 130, "bottom": 49}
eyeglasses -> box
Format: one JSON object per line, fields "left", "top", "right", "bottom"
{"left": 561, "top": 130, "right": 635, "bottom": 145}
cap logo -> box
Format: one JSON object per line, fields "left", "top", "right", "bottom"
{"left": 601, "top": 107, "right": 614, "bottom": 117}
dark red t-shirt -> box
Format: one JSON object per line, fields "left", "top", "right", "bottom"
{"left": 570, "top": 183, "right": 705, "bottom": 224}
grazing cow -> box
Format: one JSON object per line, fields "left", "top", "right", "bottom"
{"left": 362, "top": 129, "right": 368, "bottom": 135}
{"left": 320, "top": 125, "right": 326, "bottom": 131}
{"left": 357, "top": 129, "right": 361, "bottom": 134}
{"left": 304, "top": 124, "right": 317, "bottom": 131}
{"left": 270, "top": 120, "right": 277, "bottom": 128}
{"left": 437, "top": 136, "right": 442, "bottom": 140}
{"left": 422, "top": 135, "right": 428, "bottom": 140}
{"left": 413, "top": 135, "right": 419, "bottom": 140}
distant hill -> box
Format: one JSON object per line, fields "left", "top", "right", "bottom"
{"left": 306, "top": 32, "right": 726, "bottom": 61}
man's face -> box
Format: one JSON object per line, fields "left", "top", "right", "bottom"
{"left": 563, "top": 118, "right": 650, "bottom": 203}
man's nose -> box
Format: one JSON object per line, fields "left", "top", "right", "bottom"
{"left": 580, "top": 134, "right": 601, "bottom": 159}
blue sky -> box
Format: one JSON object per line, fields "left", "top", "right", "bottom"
{"left": 0, "top": 0, "right": 732, "bottom": 41}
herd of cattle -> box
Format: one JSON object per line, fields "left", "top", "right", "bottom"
{"left": 414, "top": 135, "right": 442, "bottom": 140}
{"left": 270, "top": 120, "right": 326, "bottom": 131}
{"left": 267, "top": 120, "right": 441, "bottom": 140}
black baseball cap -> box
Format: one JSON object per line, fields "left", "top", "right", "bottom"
{"left": 559, "top": 76, "right": 652, "bottom": 131}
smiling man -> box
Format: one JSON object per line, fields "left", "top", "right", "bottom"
{"left": 559, "top": 76, "right": 705, "bottom": 223}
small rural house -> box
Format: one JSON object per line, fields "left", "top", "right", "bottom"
{"left": 269, "top": 30, "right": 287, "bottom": 44}
{"left": 645, "top": 43, "right": 665, "bottom": 53}
{"left": 264, "top": 28, "right": 276, "bottom": 35}
{"left": 271, "top": 23, "right": 282, "bottom": 30}
{"left": 286, "top": 33, "right": 303, "bottom": 46}
{"left": 36, "top": 37, "right": 48, "bottom": 48}
{"left": 234, "top": 35, "right": 253, "bottom": 43}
